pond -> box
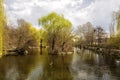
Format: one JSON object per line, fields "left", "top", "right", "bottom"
{"left": 0, "top": 48, "right": 120, "bottom": 80}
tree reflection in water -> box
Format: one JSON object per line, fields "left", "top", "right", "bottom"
{"left": 0, "top": 49, "right": 120, "bottom": 80}
{"left": 70, "top": 50, "right": 120, "bottom": 80}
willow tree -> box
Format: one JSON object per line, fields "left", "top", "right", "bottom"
{"left": 39, "top": 12, "right": 72, "bottom": 53}
{"left": 0, "top": 0, "right": 6, "bottom": 57}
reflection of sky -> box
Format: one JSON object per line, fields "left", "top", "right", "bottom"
{"left": 95, "top": 54, "right": 99, "bottom": 64}
{"left": 70, "top": 50, "right": 117, "bottom": 80}
{"left": 26, "top": 66, "right": 43, "bottom": 80}
{"left": 5, "top": 65, "right": 19, "bottom": 80}
{"left": 5, "top": 0, "right": 120, "bottom": 31}
{"left": 26, "top": 55, "right": 46, "bottom": 80}
{"left": 4, "top": 55, "right": 44, "bottom": 80}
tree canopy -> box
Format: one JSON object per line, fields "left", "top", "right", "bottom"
{"left": 39, "top": 12, "right": 72, "bottom": 53}
{"left": 0, "top": 0, "right": 6, "bottom": 57}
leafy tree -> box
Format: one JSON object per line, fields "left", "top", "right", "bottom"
{"left": 108, "top": 36, "right": 120, "bottom": 49}
{"left": 39, "top": 12, "right": 72, "bottom": 53}
{"left": 3, "top": 25, "right": 14, "bottom": 50}
{"left": 4, "top": 19, "right": 40, "bottom": 55}
{"left": 2, "top": 19, "right": 43, "bottom": 55}
{"left": 115, "top": 10, "right": 120, "bottom": 34}
{"left": 108, "top": 9, "right": 120, "bottom": 49}
{"left": 16, "top": 19, "right": 38, "bottom": 49}
{"left": 0, "top": 0, "right": 6, "bottom": 57}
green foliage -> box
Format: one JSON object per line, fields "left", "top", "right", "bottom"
{"left": 108, "top": 36, "right": 120, "bottom": 49}
{"left": 2, "top": 19, "right": 44, "bottom": 55}
{"left": 116, "top": 13, "right": 120, "bottom": 34}
{"left": 0, "top": 0, "right": 6, "bottom": 57}
{"left": 28, "top": 24, "right": 40, "bottom": 42}
{"left": 39, "top": 12, "right": 72, "bottom": 32}
{"left": 108, "top": 10, "right": 120, "bottom": 49}
{"left": 39, "top": 12, "right": 72, "bottom": 52}
{"left": 16, "top": 20, "right": 39, "bottom": 49}
{"left": 29, "top": 26, "right": 46, "bottom": 45}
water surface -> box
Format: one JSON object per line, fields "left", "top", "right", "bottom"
{"left": 0, "top": 49, "right": 120, "bottom": 80}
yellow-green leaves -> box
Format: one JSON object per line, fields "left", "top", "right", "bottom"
{"left": 38, "top": 12, "right": 73, "bottom": 52}
{"left": 117, "top": 14, "right": 120, "bottom": 34}
{"left": 0, "top": 0, "right": 6, "bottom": 57}
{"left": 39, "top": 12, "right": 72, "bottom": 32}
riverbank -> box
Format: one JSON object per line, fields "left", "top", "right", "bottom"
{"left": 82, "top": 46, "right": 120, "bottom": 60}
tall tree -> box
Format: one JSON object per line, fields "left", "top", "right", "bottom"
{"left": 109, "top": 12, "right": 116, "bottom": 37}
{"left": 0, "top": 0, "right": 6, "bottom": 57}
{"left": 16, "top": 19, "right": 38, "bottom": 50}
{"left": 116, "top": 11, "right": 120, "bottom": 34}
{"left": 94, "top": 26, "right": 106, "bottom": 45}
{"left": 112, "top": 9, "right": 120, "bottom": 35}
{"left": 108, "top": 9, "right": 120, "bottom": 48}
{"left": 39, "top": 12, "right": 72, "bottom": 53}
{"left": 76, "top": 22, "right": 94, "bottom": 45}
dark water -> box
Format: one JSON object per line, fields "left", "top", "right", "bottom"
{"left": 0, "top": 48, "right": 120, "bottom": 80}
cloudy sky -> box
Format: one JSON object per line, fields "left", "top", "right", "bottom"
{"left": 4, "top": 0, "right": 120, "bottom": 31}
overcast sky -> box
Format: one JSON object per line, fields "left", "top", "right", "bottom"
{"left": 4, "top": 0, "right": 120, "bottom": 31}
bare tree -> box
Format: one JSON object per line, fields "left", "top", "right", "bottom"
{"left": 94, "top": 26, "right": 107, "bottom": 46}
{"left": 76, "top": 22, "right": 95, "bottom": 45}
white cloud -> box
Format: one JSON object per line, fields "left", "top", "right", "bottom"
{"left": 4, "top": 0, "right": 120, "bottom": 31}
{"left": 89, "top": 0, "right": 120, "bottom": 30}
